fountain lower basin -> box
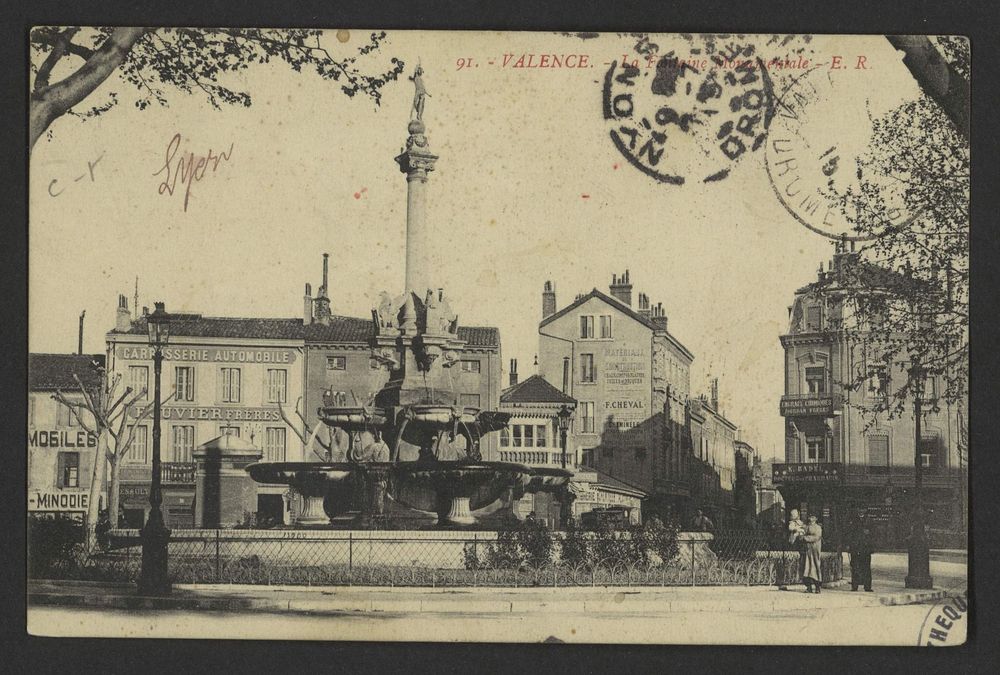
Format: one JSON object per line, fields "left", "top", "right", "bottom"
{"left": 247, "top": 460, "right": 543, "bottom": 527}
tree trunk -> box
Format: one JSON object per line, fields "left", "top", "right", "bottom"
{"left": 108, "top": 456, "right": 123, "bottom": 528}
{"left": 85, "top": 431, "right": 108, "bottom": 553}
{"left": 30, "top": 27, "right": 148, "bottom": 150}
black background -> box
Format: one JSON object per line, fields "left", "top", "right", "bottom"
{"left": 2, "top": 1, "right": 997, "bottom": 671}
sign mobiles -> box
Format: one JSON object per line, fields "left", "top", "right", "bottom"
{"left": 29, "top": 429, "right": 98, "bottom": 448}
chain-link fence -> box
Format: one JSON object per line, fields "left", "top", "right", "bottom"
{"left": 31, "top": 526, "right": 842, "bottom": 588}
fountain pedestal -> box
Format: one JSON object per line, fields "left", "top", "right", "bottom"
{"left": 296, "top": 494, "right": 329, "bottom": 526}
{"left": 443, "top": 496, "right": 475, "bottom": 526}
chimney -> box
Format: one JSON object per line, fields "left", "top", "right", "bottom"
{"left": 303, "top": 283, "right": 313, "bottom": 324}
{"left": 509, "top": 359, "right": 519, "bottom": 387}
{"left": 711, "top": 377, "right": 719, "bottom": 411}
{"left": 78, "top": 310, "right": 85, "bottom": 354}
{"left": 609, "top": 269, "right": 633, "bottom": 307}
{"left": 115, "top": 294, "right": 132, "bottom": 332}
{"left": 542, "top": 280, "right": 557, "bottom": 319}
{"left": 314, "top": 253, "right": 332, "bottom": 325}
{"left": 650, "top": 301, "right": 668, "bottom": 332}
{"left": 637, "top": 292, "right": 651, "bottom": 320}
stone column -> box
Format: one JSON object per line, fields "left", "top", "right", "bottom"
{"left": 396, "top": 119, "right": 438, "bottom": 294}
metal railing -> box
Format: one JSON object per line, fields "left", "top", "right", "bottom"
{"left": 31, "top": 527, "right": 842, "bottom": 588}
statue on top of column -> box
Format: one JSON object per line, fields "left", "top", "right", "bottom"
{"left": 410, "top": 63, "right": 430, "bottom": 121}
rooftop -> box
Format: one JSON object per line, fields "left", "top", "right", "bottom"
{"left": 110, "top": 315, "right": 499, "bottom": 348}
{"left": 29, "top": 353, "right": 106, "bottom": 391}
{"left": 500, "top": 374, "right": 576, "bottom": 405}
{"left": 539, "top": 288, "right": 694, "bottom": 361}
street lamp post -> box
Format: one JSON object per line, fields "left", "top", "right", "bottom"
{"left": 557, "top": 405, "right": 574, "bottom": 469}
{"left": 905, "top": 360, "right": 933, "bottom": 589}
{"left": 138, "top": 301, "right": 172, "bottom": 595}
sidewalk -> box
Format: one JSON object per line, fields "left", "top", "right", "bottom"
{"left": 28, "top": 578, "right": 948, "bottom": 617}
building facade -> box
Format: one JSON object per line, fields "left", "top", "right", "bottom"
{"left": 28, "top": 354, "right": 105, "bottom": 522}
{"left": 106, "top": 296, "right": 307, "bottom": 527}
{"left": 774, "top": 248, "right": 968, "bottom": 548}
{"left": 497, "top": 365, "right": 644, "bottom": 528}
{"left": 537, "top": 272, "right": 698, "bottom": 522}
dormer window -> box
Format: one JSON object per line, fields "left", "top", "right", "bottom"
{"left": 806, "top": 305, "right": 823, "bottom": 331}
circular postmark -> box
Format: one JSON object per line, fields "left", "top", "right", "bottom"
{"left": 917, "top": 583, "right": 969, "bottom": 647}
{"left": 765, "top": 64, "right": 918, "bottom": 241}
{"left": 602, "top": 36, "right": 778, "bottom": 185}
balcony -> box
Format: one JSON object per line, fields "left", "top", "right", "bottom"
{"left": 119, "top": 462, "right": 196, "bottom": 485}
{"left": 779, "top": 393, "right": 840, "bottom": 417}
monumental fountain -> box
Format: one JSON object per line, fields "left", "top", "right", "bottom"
{"left": 247, "top": 65, "right": 572, "bottom": 528}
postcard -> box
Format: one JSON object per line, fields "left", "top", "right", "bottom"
{"left": 27, "top": 29, "right": 969, "bottom": 645}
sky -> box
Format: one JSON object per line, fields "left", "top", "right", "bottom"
{"left": 29, "top": 31, "right": 923, "bottom": 459}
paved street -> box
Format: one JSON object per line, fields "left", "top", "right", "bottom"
{"left": 27, "top": 552, "right": 967, "bottom": 645}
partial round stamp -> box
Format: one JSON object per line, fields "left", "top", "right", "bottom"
{"left": 602, "top": 37, "right": 778, "bottom": 185}
{"left": 918, "top": 583, "right": 969, "bottom": 647}
{"left": 765, "top": 65, "right": 918, "bottom": 241}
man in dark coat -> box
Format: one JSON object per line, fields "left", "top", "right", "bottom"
{"left": 849, "top": 520, "right": 875, "bottom": 592}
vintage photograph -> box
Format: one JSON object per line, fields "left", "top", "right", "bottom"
{"left": 26, "top": 29, "right": 969, "bottom": 645}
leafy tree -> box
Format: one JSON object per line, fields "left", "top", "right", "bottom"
{"left": 828, "top": 90, "right": 968, "bottom": 422}
{"left": 29, "top": 27, "right": 405, "bottom": 149}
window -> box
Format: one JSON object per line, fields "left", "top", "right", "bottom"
{"left": 220, "top": 425, "right": 240, "bottom": 438}
{"left": 580, "top": 315, "right": 595, "bottom": 339}
{"left": 580, "top": 353, "right": 596, "bottom": 383}
{"left": 128, "top": 426, "right": 148, "bottom": 463}
{"left": 264, "top": 427, "right": 286, "bottom": 462}
{"left": 500, "top": 428, "right": 510, "bottom": 447}
{"left": 170, "top": 425, "right": 195, "bottom": 462}
{"left": 459, "top": 393, "right": 481, "bottom": 408}
{"left": 600, "top": 315, "right": 612, "bottom": 339}
{"left": 536, "top": 425, "right": 547, "bottom": 448}
{"left": 918, "top": 434, "right": 942, "bottom": 471}
{"left": 220, "top": 367, "right": 241, "bottom": 403}
{"left": 512, "top": 425, "right": 523, "bottom": 447}
{"left": 175, "top": 366, "right": 195, "bottom": 402}
{"left": 326, "top": 356, "right": 346, "bottom": 370}
{"left": 580, "top": 402, "right": 595, "bottom": 433}
{"left": 60, "top": 452, "right": 79, "bottom": 488}
{"left": 581, "top": 448, "right": 594, "bottom": 467}
{"left": 266, "top": 369, "right": 287, "bottom": 403}
{"left": 868, "top": 435, "right": 889, "bottom": 472}
{"left": 805, "top": 437, "right": 826, "bottom": 462}
{"left": 128, "top": 365, "right": 149, "bottom": 398}
{"left": 460, "top": 360, "right": 481, "bottom": 373}
{"left": 805, "top": 366, "right": 826, "bottom": 394}
{"left": 867, "top": 366, "right": 889, "bottom": 399}
{"left": 806, "top": 305, "right": 822, "bottom": 331}
{"left": 522, "top": 425, "right": 534, "bottom": 448}
{"left": 56, "top": 402, "right": 73, "bottom": 427}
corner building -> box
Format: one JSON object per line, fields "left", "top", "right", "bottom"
{"left": 775, "top": 247, "right": 968, "bottom": 548}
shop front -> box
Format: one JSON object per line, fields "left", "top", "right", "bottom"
{"left": 773, "top": 462, "right": 847, "bottom": 550}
